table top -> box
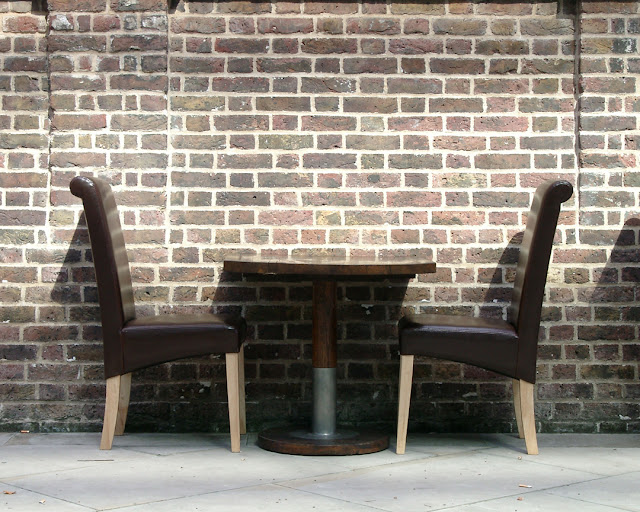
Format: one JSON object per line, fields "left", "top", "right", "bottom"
{"left": 223, "top": 253, "right": 436, "bottom": 277}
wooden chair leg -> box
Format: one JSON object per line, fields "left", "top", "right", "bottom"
{"left": 396, "top": 355, "right": 414, "bottom": 455}
{"left": 226, "top": 352, "right": 241, "bottom": 453}
{"left": 238, "top": 345, "right": 246, "bottom": 435}
{"left": 517, "top": 379, "right": 538, "bottom": 455}
{"left": 512, "top": 378, "right": 524, "bottom": 439}
{"left": 114, "top": 373, "right": 131, "bottom": 436}
{"left": 100, "top": 375, "right": 122, "bottom": 450}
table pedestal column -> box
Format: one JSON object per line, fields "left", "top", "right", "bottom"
{"left": 257, "top": 280, "right": 389, "bottom": 455}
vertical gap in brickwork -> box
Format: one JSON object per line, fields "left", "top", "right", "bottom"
{"left": 42, "top": 1, "right": 53, "bottom": 244}
{"left": 163, "top": 2, "right": 171, "bottom": 255}
{"left": 572, "top": 0, "right": 583, "bottom": 222}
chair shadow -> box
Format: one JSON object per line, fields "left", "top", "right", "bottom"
{"left": 553, "top": 217, "right": 640, "bottom": 434}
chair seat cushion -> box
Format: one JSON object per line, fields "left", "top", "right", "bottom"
{"left": 399, "top": 314, "right": 519, "bottom": 379}
{"left": 121, "top": 314, "right": 246, "bottom": 374}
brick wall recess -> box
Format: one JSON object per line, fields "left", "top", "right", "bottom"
{"left": 0, "top": 0, "right": 638, "bottom": 435}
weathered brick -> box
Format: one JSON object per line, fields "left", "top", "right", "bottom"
{"left": 48, "top": 35, "right": 106, "bottom": 52}
{"left": 172, "top": 135, "right": 225, "bottom": 150}
{"left": 581, "top": 191, "right": 635, "bottom": 208}
{"left": 521, "top": 19, "right": 574, "bottom": 36}
{"left": 303, "top": 153, "right": 357, "bottom": 168}
{"left": 3, "top": 57, "right": 47, "bottom": 72}
{"left": 258, "top": 18, "right": 314, "bottom": 34}
{"left": 429, "top": 98, "right": 483, "bottom": 113}
{"left": 390, "top": 2, "right": 445, "bottom": 15}
{"left": 346, "top": 135, "right": 400, "bottom": 150}
{"left": 170, "top": 57, "right": 224, "bottom": 74}
{"left": 256, "top": 97, "right": 311, "bottom": 111}
{"left": 50, "top": 152, "right": 107, "bottom": 168}
{"left": 300, "top": 77, "right": 355, "bottom": 93}
{"left": 580, "top": 116, "right": 636, "bottom": 132}
{"left": 431, "top": 58, "right": 485, "bottom": 74}
{"left": 389, "top": 80, "right": 441, "bottom": 97}
{"left": 259, "top": 210, "right": 313, "bottom": 226}
{"left": 521, "top": 136, "right": 574, "bottom": 150}
{"left": 52, "top": 114, "right": 107, "bottom": 131}
{"left": 473, "top": 192, "right": 530, "bottom": 208}
{"left": 216, "top": 192, "right": 270, "bottom": 206}
{"left": 343, "top": 97, "right": 397, "bottom": 113}
{"left": 3, "top": 15, "right": 46, "bottom": 33}
{"left": 475, "top": 154, "right": 530, "bottom": 169}
{"left": 211, "top": 77, "right": 270, "bottom": 92}
{"left": 93, "top": 15, "right": 121, "bottom": 32}
{"left": 259, "top": 134, "right": 313, "bottom": 150}
{"left": 300, "top": 116, "right": 356, "bottom": 131}
{"left": 111, "top": 0, "right": 165, "bottom": 11}
{"left": 257, "top": 58, "right": 312, "bottom": 73}
{"left": 389, "top": 39, "right": 442, "bottom": 54}
{"left": 475, "top": 78, "right": 529, "bottom": 95}
{"left": 0, "top": 133, "right": 47, "bottom": 149}
{"left": 389, "top": 154, "right": 441, "bottom": 169}
{"left": 49, "top": 0, "right": 107, "bottom": 11}
{"left": 258, "top": 172, "right": 313, "bottom": 188}
{"left": 110, "top": 152, "right": 168, "bottom": 168}
{"left": 388, "top": 191, "right": 441, "bottom": 207}
{"left": 475, "top": 116, "right": 529, "bottom": 132}
{"left": 343, "top": 57, "right": 396, "bottom": 73}
{"left": 522, "top": 58, "right": 574, "bottom": 74}
{"left": 171, "top": 17, "right": 225, "bottom": 33}
{"left": 302, "top": 38, "right": 357, "bottom": 54}
{"left": 215, "top": 38, "right": 270, "bottom": 54}
{"left": 170, "top": 96, "right": 225, "bottom": 111}
{"left": 110, "top": 34, "right": 167, "bottom": 52}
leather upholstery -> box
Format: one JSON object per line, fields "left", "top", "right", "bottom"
{"left": 70, "top": 176, "right": 246, "bottom": 379}
{"left": 399, "top": 180, "right": 573, "bottom": 384}
{"left": 122, "top": 314, "right": 245, "bottom": 374}
{"left": 399, "top": 315, "right": 519, "bottom": 378}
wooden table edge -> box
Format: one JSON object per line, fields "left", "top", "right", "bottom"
{"left": 223, "top": 259, "right": 436, "bottom": 276}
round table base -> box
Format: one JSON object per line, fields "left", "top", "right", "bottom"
{"left": 257, "top": 427, "right": 389, "bottom": 456}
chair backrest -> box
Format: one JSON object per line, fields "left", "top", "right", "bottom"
{"left": 70, "top": 176, "right": 136, "bottom": 377}
{"left": 509, "top": 180, "right": 573, "bottom": 382}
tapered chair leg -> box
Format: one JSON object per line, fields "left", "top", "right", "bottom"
{"left": 101, "top": 375, "right": 124, "bottom": 450}
{"left": 396, "top": 355, "right": 414, "bottom": 455}
{"left": 512, "top": 378, "right": 524, "bottom": 439}
{"left": 515, "top": 379, "right": 538, "bottom": 455}
{"left": 226, "top": 352, "right": 242, "bottom": 453}
{"left": 238, "top": 346, "right": 246, "bottom": 435}
{"left": 114, "top": 373, "right": 131, "bottom": 436}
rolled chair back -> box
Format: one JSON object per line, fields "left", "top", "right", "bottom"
{"left": 509, "top": 180, "right": 573, "bottom": 383}
{"left": 70, "top": 176, "right": 136, "bottom": 378}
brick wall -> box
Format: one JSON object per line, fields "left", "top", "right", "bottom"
{"left": 0, "top": 0, "right": 638, "bottom": 435}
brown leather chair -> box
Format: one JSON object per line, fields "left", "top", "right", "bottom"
{"left": 396, "top": 180, "right": 573, "bottom": 455}
{"left": 70, "top": 176, "right": 247, "bottom": 452}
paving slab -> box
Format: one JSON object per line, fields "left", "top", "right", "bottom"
{"left": 441, "top": 491, "right": 631, "bottom": 512}
{"left": 4, "top": 442, "right": 345, "bottom": 510}
{"left": 108, "top": 483, "right": 383, "bottom": 512}
{"left": 0, "top": 482, "right": 92, "bottom": 512}
{"left": 547, "top": 472, "right": 640, "bottom": 511}
{"left": 283, "top": 450, "right": 600, "bottom": 512}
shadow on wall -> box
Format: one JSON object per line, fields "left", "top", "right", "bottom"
{"left": 566, "top": 218, "right": 640, "bottom": 433}
{"left": 401, "top": 233, "right": 525, "bottom": 435}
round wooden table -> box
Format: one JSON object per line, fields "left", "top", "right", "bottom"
{"left": 224, "top": 254, "right": 436, "bottom": 455}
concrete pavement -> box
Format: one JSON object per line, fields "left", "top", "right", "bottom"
{"left": 1, "top": 432, "right": 638, "bottom": 511}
